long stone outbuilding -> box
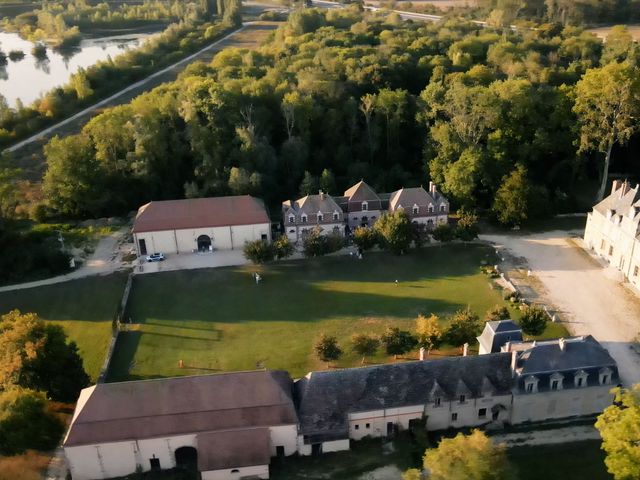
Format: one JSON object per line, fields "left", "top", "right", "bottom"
{"left": 64, "top": 328, "right": 618, "bottom": 480}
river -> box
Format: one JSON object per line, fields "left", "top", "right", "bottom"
{"left": 0, "top": 30, "right": 156, "bottom": 108}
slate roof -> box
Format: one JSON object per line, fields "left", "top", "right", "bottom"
{"left": 513, "top": 336, "right": 619, "bottom": 393}
{"left": 344, "top": 181, "right": 381, "bottom": 202}
{"left": 388, "top": 187, "right": 448, "bottom": 211}
{"left": 197, "top": 429, "right": 270, "bottom": 471}
{"left": 64, "top": 371, "right": 297, "bottom": 447}
{"left": 477, "top": 320, "right": 523, "bottom": 354}
{"left": 132, "top": 196, "right": 269, "bottom": 233}
{"left": 592, "top": 181, "right": 640, "bottom": 217}
{"left": 295, "top": 354, "right": 513, "bottom": 440}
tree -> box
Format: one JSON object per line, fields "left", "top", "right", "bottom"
{"left": 492, "top": 164, "right": 530, "bottom": 227}
{"left": 302, "top": 227, "right": 326, "bottom": 258}
{"left": 315, "top": 334, "right": 342, "bottom": 366}
{"left": 573, "top": 63, "right": 640, "bottom": 201}
{"left": 242, "top": 240, "right": 274, "bottom": 264}
{"left": 0, "top": 310, "right": 89, "bottom": 402}
{"left": 351, "top": 334, "right": 380, "bottom": 364}
{"left": 519, "top": 305, "right": 548, "bottom": 335}
{"left": 432, "top": 223, "right": 455, "bottom": 242}
{"left": 374, "top": 211, "right": 413, "bottom": 254}
{"left": 273, "top": 235, "right": 294, "bottom": 260}
{"left": 0, "top": 388, "right": 65, "bottom": 455}
{"left": 456, "top": 209, "right": 480, "bottom": 241}
{"left": 299, "top": 170, "right": 319, "bottom": 196}
{"left": 445, "top": 309, "right": 481, "bottom": 346}
{"left": 319, "top": 168, "right": 337, "bottom": 194}
{"left": 380, "top": 327, "right": 417, "bottom": 359}
{"left": 228, "top": 167, "right": 251, "bottom": 195}
{"left": 421, "top": 430, "right": 515, "bottom": 480}
{"left": 353, "top": 226, "right": 378, "bottom": 251}
{"left": 596, "top": 385, "right": 640, "bottom": 480}
{"left": 485, "top": 305, "right": 510, "bottom": 322}
{"left": 416, "top": 314, "right": 443, "bottom": 354}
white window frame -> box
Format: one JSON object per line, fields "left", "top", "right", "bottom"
{"left": 289, "top": 215, "right": 295, "bottom": 224}
{"left": 412, "top": 204, "right": 419, "bottom": 215}
{"left": 301, "top": 214, "right": 307, "bottom": 224}
{"left": 317, "top": 213, "right": 324, "bottom": 223}
{"left": 362, "top": 201, "right": 368, "bottom": 211}
{"left": 575, "top": 370, "right": 588, "bottom": 388}
{"left": 428, "top": 203, "right": 434, "bottom": 213}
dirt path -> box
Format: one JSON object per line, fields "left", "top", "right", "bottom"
{"left": 481, "top": 231, "right": 640, "bottom": 386}
{"left": 0, "top": 228, "right": 129, "bottom": 293}
{"left": 8, "top": 16, "right": 280, "bottom": 180}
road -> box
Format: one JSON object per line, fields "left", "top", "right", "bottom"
{"left": 482, "top": 231, "right": 640, "bottom": 387}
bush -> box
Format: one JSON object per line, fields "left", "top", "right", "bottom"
{"left": 353, "top": 226, "right": 378, "bottom": 251}
{"left": 380, "top": 327, "right": 417, "bottom": 359}
{"left": 273, "top": 235, "right": 294, "bottom": 260}
{"left": 0, "top": 388, "right": 65, "bottom": 455}
{"left": 243, "top": 240, "right": 274, "bottom": 264}
{"left": 374, "top": 211, "right": 413, "bottom": 254}
{"left": 302, "top": 227, "right": 344, "bottom": 257}
{"left": 432, "top": 223, "right": 455, "bottom": 242}
{"left": 485, "top": 305, "right": 510, "bottom": 322}
{"left": 315, "top": 334, "right": 342, "bottom": 364}
{"left": 456, "top": 209, "right": 479, "bottom": 241}
{"left": 519, "top": 305, "right": 548, "bottom": 335}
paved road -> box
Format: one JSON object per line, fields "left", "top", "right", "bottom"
{"left": 482, "top": 231, "right": 640, "bottom": 387}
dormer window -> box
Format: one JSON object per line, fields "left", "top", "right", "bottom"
{"left": 459, "top": 394, "right": 466, "bottom": 404}
{"left": 524, "top": 375, "right": 539, "bottom": 394}
{"left": 607, "top": 209, "right": 614, "bottom": 219}
{"left": 333, "top": 212, "right": 339, "bottom": 221}
{"left": 550, "top": 372, "right": 564, "bottom": 391}
{"left": 412, "top": 204, "right": 419, "bottom": 215}
{"left": 317, "top": 212, "right": 324, "bottom": 222}
{"left": 599, "top": 368, "right": 612, "bottom": 385}
{"left": 362, "top": 201, "right": 368, "bottom": 211}
{"left": 289, "top": 215, "right": 295, "bottom": 224}
{"left": 428, "top": 204, "right": 434, "bottom": 213}
{"left": 440, "top": 204, "right": 446, "bottom": 212}
{"left": 575, "top": 370, "right": 588, "bottom": 388}
{"left": 434, "top": 397, "right": 441, "bottom": 407}
{"left": 301, "top": 214, "right": 307, "bottom": 223}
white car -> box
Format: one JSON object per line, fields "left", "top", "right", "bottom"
{"left": 146, "top": 253, "right": 165, "bottom": 262}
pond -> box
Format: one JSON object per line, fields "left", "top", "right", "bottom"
{"left": 0, "top": 30, "right": 157, "bottom": 107}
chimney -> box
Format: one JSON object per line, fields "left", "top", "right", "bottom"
{"left": 612, "top": 180, "right": 621, "bottom": 195}
{"left": 319, "top": 190, "right": 325, "bottom": 200}
{"left": 510, "top": 350, "right": 518, "bottom": 375}
{"left": 429, "top": 181, "right": 436, "bottom": 195}
{"left": 559, "top": 337, "right": 566, "bottom": 352}
{"left": 503, "top": 341, "right": 511, "bottom": 352}
{"left": 419, "top": 347, "right": 426, "bottom": 361}
{"left": 463, "top": 343, "right": 469, "bottom": 356}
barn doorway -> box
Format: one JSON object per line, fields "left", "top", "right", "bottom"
{"left": 175, "top": 446, "right": 198, "bottom": 471}
{"left": 197, "top": 235, "right": 212, "bottom": 252}
{"left": 138, "top": 239, "right": 147, "bottom": 256}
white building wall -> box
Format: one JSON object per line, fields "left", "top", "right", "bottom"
{"left": 511, "top": 386, "right": 614, "bottom": 424}
{"left": 347, "top": 210, "right": 382, "bottom": 229}
{"left": 349, "top": 405, "right": 424, "bottom": 440}
{"left": 268, "top": 424, "right": 298, "bottom": 456}
{"left": 286, "top": 222, "right": 345, "bottom": 242}
{"left": 322, "top": 439, "right": 350, "bottom": 453}
{"left": 135, "top": 223, "right": 270, "bottom": 255}
{"left": 201, "top": 464, "right": 269, "bottom": 480}
{"left": 65, "top": 434, "right": 197, "bottom": 480}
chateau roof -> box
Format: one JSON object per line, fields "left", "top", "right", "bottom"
{"left": 343, "top": 180, "right": 381, "bottom": 202}
{"left": 477, "top": 320, "right": 523, "bottom": 354}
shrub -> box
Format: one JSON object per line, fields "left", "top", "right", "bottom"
{"left": 351, "top": 334, "right": 380, "bottom": 364}
{"left": 432, "top": 223, "right": 455, "bottom": 242}
{"left": 315, "top": 334, "right": 342, "bottom": 365}
{"left": 380, "top": 327, "right": 417, "bottom": 359}
{"left": 519, "top": 305, "right": 548, "bottom": 335}
{"left": 445, "top": 309, "right": 481, "bottom": 346}
{"left": 374, "top": 210, "right": 413, "bottom": 254}
{"left": 485, "top": 305, "right": 510, "bottom": 322}
{"left": 243, "top": 240, "right": 274, "bottom": 264}
{"left": 302, "top": 227, "right": 343, "bottom": 257}
{"left": 456, "top": 209, "right": 479, "bottom": 241}
{"left": 273, "top": 235, "right": 294, "bottom": 260}
{"left": 353, "top": 226, "right": 378, "bottom": 251}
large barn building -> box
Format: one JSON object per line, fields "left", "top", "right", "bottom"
{"left": 132, "top": 196, "right": 271, "bottom": 256}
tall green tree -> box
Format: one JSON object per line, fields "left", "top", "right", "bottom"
{"left": 445, "top": 309, "right": 481, "bottom": 346}
{"left": 492, "top": 164, "right": 530, "bottom": 227}
{"left": 380, "top": 327, "right": 417, "bottom": 359}
{"left": 351, "top": 334, "right": 380, "bottom": 364}
{"left": 315, "top": 334, "right": 342, "bottom": 366}
{"left": 573, "top": 62, "right": 640, "bottom": 201}
{"left": 374, "top": 210, "right": 413, "bottom": 254}
{"left": 596, "top": 385, "right": 640, "bottom": 480}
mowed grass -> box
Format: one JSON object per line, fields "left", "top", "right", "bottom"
{"left": 0, "top": 273, "right": 129, "bottom": 381}
{"left": 109, "top": 244, "right": 512, "bottom": 381}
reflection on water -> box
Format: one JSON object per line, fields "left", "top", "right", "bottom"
{"left": 0, "top": 31, "right": 155, "bottom": 107}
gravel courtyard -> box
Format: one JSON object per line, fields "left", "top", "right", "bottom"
{"left": 482, "top": 231, "right": 640, "bottom": 386}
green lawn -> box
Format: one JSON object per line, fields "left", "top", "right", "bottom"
{"left": 0, "top": 273, "right": 128, "bottom": 381}
{"left": 109, "top": 244, "right": 526, "bottom": 381}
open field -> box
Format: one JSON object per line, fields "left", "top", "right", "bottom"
{"left": 589, "top": 25, "right": 640, "bottom": 41}
{"left": 108, "top": 244, "right": 566, "bottom": 382}
{"left": 0, "top": 273, "right": 128, "bottom": 380}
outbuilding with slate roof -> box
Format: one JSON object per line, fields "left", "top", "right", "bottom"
{"left": 477, "top": 320, "right": 524, "bottom": 354}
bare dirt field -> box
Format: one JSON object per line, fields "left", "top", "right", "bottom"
{"left": 482, "top": 231, "right": 640, "bottom": 386}
{"left": 588, "top": 25, "right": 640, "bottom": 41}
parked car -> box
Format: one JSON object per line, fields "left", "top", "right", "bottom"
{"left": 146, "top": 253, "right": 165, "bottom": 262}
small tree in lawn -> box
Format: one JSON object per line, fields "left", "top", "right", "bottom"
{"left": 485, "top": 305, "right": 510, "bottom": 322}
{"left": 445, "top": 309, "right": 481, "bottom": 346}
{"left": 302, "top": 227, "right": 326, "bottom": 257}
{"left": 353, "top": 226, "right": 378, "bottom": 251}
{"left": 273, "top": 235, "right": 294, "bottom": 260}
{"left": 412, "top": 222, "right": 429, "bottom": 248}
{"left": 432, "top": 223, "right": 455, "bottom": 242}
{"left": 243, "top": 240, "right": 274, "bottom": 264}
{"left": 519, "top": 305, "right": 548, "bottom": 336}
{"left": 456, "top": 209, "right": 479, "bottom": 241}
{"left": 416, "top": 314, "right": 443, "bottom": 355}
{"left": 380, "top": 327, "right": 417, "bottom": 359}
{"left": 351, "top": 333, "right": 380, "bottom": 364}
{"left": 315, "top": 334, "right": 342, "bottom": 367}
{"left": 374, "top": 210, "right": 413, "bottom": 254}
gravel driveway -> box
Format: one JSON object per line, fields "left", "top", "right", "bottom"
{"left": 482, "top": 231, "right": 640, "bottom": 387}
